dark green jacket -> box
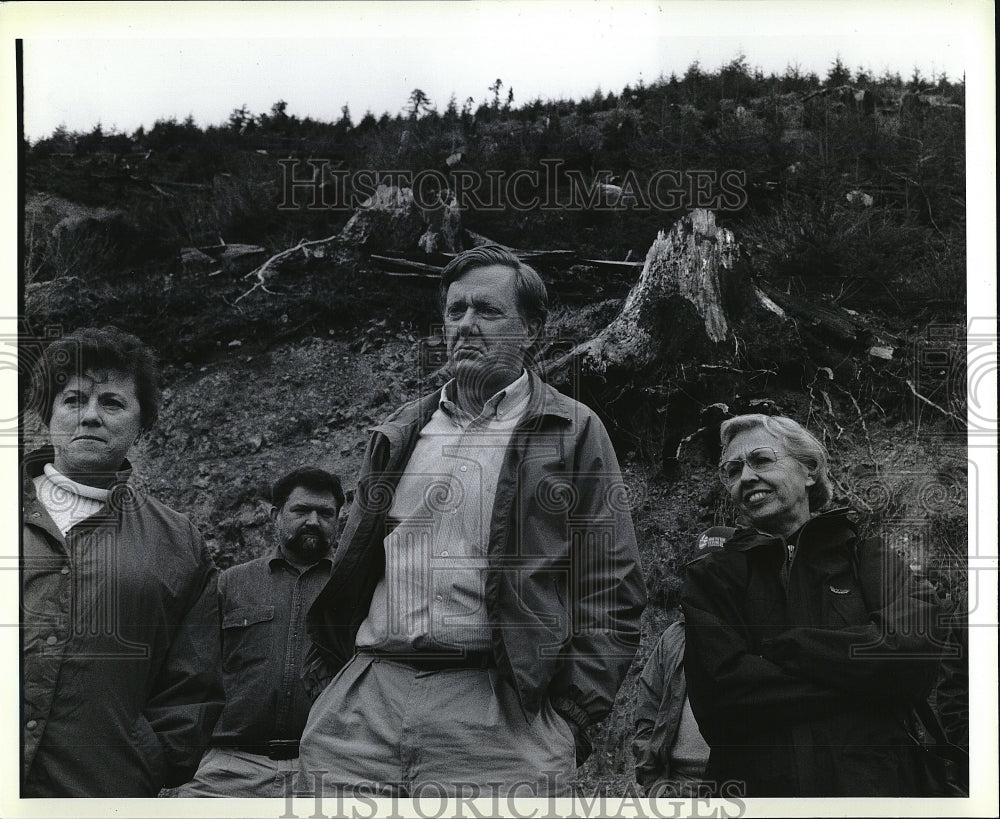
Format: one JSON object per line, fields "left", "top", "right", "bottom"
{"left": 21, "top": 448, "right": 224, "bottom": 797}
{"left": 307, "top": 373, "right": 646, "bottom": 762}
{"left": 682, "top": 509, "right": 946, "bottom": 796}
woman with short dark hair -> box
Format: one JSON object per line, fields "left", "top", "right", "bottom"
{"left": 682, "top": 413, "right": 947, "bottom": 796}
{"left": 21, "top": 326, "right": 223, "bottom": 797}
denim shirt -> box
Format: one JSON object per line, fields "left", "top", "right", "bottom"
{"left": 210, "top": 548, "right": 332, "bottom": 745}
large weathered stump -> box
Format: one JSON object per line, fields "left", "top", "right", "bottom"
{"left": 568, "top": 209, "right": 744, "bottom": 376}
{"left": 339, "top": 184, "right": 463, "bottom": 253}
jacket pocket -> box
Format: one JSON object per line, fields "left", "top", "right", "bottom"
{"left": 824, "top": 585, "right": 868, "bottom": 626}
{"left": 132, "top": 714, "right": 166, "bottom": 792}
{"left": 221, "top": 606, "right": 274, "bottom": 673}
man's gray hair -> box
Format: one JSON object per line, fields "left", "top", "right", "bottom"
{"left": 720, "top": 413, "right": 834, "bottom": 511}
{"left": 439, "top": 245, "right": 548, "bottom": 330}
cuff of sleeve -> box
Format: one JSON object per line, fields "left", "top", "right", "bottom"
{"left": 760, "top": 637, "right": 789, "bottom": 662}
{"left": 550, "top": 695, "right": 591, "bottom": 730}
{"left": 301, "top": 653, "right": 334, "bottom": 701}
{"left": 550, "top": 695, "right": 594, "bottom": 766}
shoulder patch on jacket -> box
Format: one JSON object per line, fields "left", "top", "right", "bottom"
{"left": 684, "top": 526, "right": 737, "bottom": 567}
{"left": 696, "top": 526, "right": 736, "bottom": 553}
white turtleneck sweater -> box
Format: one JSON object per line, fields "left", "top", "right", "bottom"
{"left": 33, "top": 463, "right": 110, "bottom": 536}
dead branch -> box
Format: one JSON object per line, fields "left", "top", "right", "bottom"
{"left": 234, "top": 233, "right": 341, "bottom": 305}
{"left": 904, "top": 379, "right": 963, "bottom": 422}
{"left": 880, "top": 165, "right": 946, "bottom": 240}
{"left": 698, "top": 364, "right": 778, "bottom": 376}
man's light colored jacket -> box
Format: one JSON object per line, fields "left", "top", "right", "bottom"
{"left": 307, "top": 373, "right": 646, "bottom": 761}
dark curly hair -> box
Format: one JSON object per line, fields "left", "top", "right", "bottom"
{"left": 32, "top": 326, "right": 163, "bottom": 431}
{"left": 271, "top": 466, "right": 345, "bottom": 512}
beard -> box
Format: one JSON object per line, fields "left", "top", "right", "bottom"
{"left": 285, "top": 526, "right": 331, "bottom": 561}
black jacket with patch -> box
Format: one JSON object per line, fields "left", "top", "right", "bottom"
{"left": 682, "top": 509, "right": 946, "bottom": 796}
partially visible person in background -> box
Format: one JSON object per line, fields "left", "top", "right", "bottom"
{"left": 633, "top": 529, "right": 729, "bottom": 797}
{"left": 174, "top": 467, "right": 344, "bottom": 797}
{"left": 633, "top": 618, "right": 708, "bottom": 797}
{"left": 682, "top": 413, "right": 948, "bottom": 797}
{"left": 22, "top": 326, "right": 223, "bottom": 797}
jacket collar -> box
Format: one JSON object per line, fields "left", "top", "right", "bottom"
{"left": 371, "top": 370, "right": 575, "bottom": 444}
{"left": 23, "top": 446, "right": 134, "bottom": 499}
{"left": 521, "top": 370, "right": 577, "bottom": 426}
{"left": 724, "top": 507, "right": 855, "bottom": 552}
{"left": 23, "top": 447, "right": 136, "bottom": 541}
{"left": 439, "top": 370, "right": 531, "bottom": 422}
{"left": 268, "top": 542, "right": 334, "bottom": 573}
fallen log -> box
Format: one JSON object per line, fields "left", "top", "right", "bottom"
{"left": 516, "top": 250, "right": 578, "bottom": 261}
{"left": 383, "top": 270, "right": 439, "bottom": 282}
{"left": 372, "top": 252, "right": 642, "bottom": 281}
{"left": 757, "top": 282, "right": 861, "bottom": 344}
{"left": 234, "top": 233, "right": 341, "bottom": 304}
{"left": 370, "top": 255, "right": 444, "bottom": 274}
{"left": 578, "top": 258, "right": 644, "bottom": 273}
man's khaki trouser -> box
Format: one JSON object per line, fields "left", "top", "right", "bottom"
{"left": 299, "top": 652, "right": 576, "bottom": 797}
{"left": 170, "top": 747, "right": 307, "bottom": 798}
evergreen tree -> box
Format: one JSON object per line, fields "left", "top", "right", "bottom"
{"left": 407, "top": 89, "right": 432, "bottom": 118}
{"left": 682, "top": 61, "right": 702, "bottom": 105}
{"left": 720, "top": 52, "right": 754, "bottom": 100}
{"left": 489, "top": 78, "right": 504, "bottom": 112}
{"left": 826, "top": 56, "right": 852, "bottom": 87}
{"left": 444, "top": 94, "right": 460, "bottom": 124}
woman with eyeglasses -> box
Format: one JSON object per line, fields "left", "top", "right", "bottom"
{"left": 680, "top": 413, "right": 947, "bottom": 796}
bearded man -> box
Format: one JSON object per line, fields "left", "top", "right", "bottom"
{"left": 174, "top": 467, "right": 344, "bottom": 797}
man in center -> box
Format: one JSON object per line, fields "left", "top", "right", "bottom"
{"left": 300, "top": 246, "right": 646, "bottom": 797}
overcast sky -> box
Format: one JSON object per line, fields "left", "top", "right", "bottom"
{"left": 9, "top": 0, "right": 987, "bottom": 141}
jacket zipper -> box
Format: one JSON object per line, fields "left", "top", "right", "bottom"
{"left": 779, "top": 539, "right": 796, "bottom": 594}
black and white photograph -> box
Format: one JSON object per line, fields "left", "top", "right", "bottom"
{"left": 3, "top": 1, "right": 996, "bottom": 817}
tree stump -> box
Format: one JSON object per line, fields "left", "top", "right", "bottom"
{"left": 567, "top": 209, "right": 743, "bottom": 376}
{"left": 338, "top": 184, "right": 464, "bottom": 253}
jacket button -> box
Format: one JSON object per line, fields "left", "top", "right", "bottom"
{"left": 26, "top": 720, "right": 38, "bottom": 729}
{"left": 46, "top": 635, "right": 58, "bottom": 646}
{"left": 60, "top": 566, "right": 70, "bottom": 575}
{"left": 32, "top": 512, "right": 41, "bottom": 518}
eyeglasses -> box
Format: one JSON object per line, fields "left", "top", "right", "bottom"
{"left": 719, "top": 447, "right": 783, "bottom": 485}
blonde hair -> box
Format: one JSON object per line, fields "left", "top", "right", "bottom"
{"left": 719, "top": 414, "right": 833, "bottom": 510}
